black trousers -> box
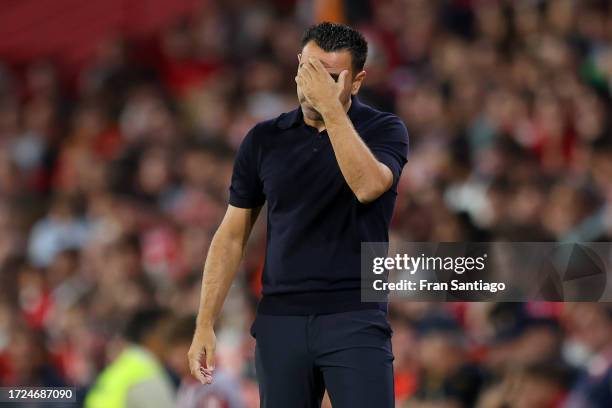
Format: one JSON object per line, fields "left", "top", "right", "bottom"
{"left": 250, "top": 309, "right": 395, "bottom": 408}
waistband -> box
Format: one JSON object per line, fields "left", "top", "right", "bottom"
{"left": 257, "top": 289, "right": 387, "bottom": 315}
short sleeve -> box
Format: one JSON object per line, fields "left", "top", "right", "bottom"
{"left": 229, "top": 128, "right": 266, "bottom": 208}
{"left": 367, "top": 116, "right": 409, "bottom": 189}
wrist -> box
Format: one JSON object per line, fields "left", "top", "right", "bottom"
{"left": 319, "top": 99, "right": 344, "bottom": 119}
{"left": 196, "top": 316, "right": 215, "bottom": 329}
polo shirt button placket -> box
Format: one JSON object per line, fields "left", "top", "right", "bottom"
{"left": 312, "top": 133, "right": 320, "bottom": 153}
{"left": 313, "top": 132, "right": 324, "bottom": 152}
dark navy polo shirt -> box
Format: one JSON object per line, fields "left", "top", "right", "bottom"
{"left": 229, "top": 96, "right": 408, "bottom": 315}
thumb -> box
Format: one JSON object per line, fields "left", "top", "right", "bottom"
{"left": 188, "top": 352, "right": 206, "bottom": 384}
{"left": 338, "top": 70, "right": 350, "bottom": 89}
{"left": 205, "top": 345, "right": 215, "bottom": 370}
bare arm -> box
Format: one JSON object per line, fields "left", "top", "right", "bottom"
{"left": 188, "top": 204, "right": 261, "bottom": 384}
{"left": 320, "top": 101, "right": 392, "bottom": 203}
{"left": 296, "top": 57, "right": 393, "bottom": 203}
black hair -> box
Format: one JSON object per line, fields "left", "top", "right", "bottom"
{"left": 301, "top": 22, "right": 368, "bottom": 72}
{"left": 165, "top": 315, "right": 197, "bottom": 345}
{"left": 123, "top": 307, "right": 169, "bottom": 344}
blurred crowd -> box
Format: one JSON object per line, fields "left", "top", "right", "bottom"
{"left": 1, "top": 0, "right": 612, "bottom": 406}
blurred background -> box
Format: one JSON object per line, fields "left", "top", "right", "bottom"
{"left": 1, "top": 0, "right": 612, "bottom": 407}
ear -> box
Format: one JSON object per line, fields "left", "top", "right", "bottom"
{"left": 297, "top": 54, "right": 302, "bottom": 63}
{"left": 351, "top": 70, "right": 366, "bottom": 95}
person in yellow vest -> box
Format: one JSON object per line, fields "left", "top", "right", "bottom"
{"left": 85, "top": 308, "right": 176, "bottom": 408}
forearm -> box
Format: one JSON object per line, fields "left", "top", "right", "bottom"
{"left": 196, "top": 231, "right": 245, "bottom": 327}
{"left": 321, "top": 101, "right": 391, "bottom": 203}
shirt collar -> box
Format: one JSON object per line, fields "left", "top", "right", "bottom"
{"left": 277, "top": 95, "right": 365, "bottom": 130}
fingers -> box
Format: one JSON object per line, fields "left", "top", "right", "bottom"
{"left": 188, "top": 352, "right": 207, "bottom": 384}
{"left": 298, "top": 63, "right": 313, "bottom": 81}
{"left": 304, "top": 58, "right": 324, "bottom": 81}
{"left": 190, "top": 360, "right": 213, "bottom": 385}
{"left": 338, "top": 70, "right": 350, "bottom": 87}
{"left": 200, "top": 366, "right": 214, "bottom": 385}
{"left": 295, "top": 71, "right": 310, "bottom": 97}
{"left": 304, "top": 57, "right": 344, "bottom": 85}
{"left": 299, "top": 57, "right": 323, "bottom": 80}
{"left": 201, "top": 344, "right": 215, "bottom": 385}
{"left": 188, "top": 344, "right": 215, "bottom": 385}
{"left": 307, "top": 57, "right": 325, "bottom": 73}
{"left": 205, "top": 343, "right": 216, "bottom": 371}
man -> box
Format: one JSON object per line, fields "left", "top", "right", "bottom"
{"left": 167, "top": 315, "right": 247, "bottom": 408}
{"left": 189, "top": 22, "right": 408, "bottom": 408}
{"left": 563, "top": 304, "right": 612, "bottom": 408}
{"left": 407, "top": 317, "right": 483, "bottom": 408}
{"left": 85, "top": 308, "right": 176, "bottom": 408}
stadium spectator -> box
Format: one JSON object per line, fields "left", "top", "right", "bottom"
{"left": 0, "top": 0, "right": 611, "bottom": 406}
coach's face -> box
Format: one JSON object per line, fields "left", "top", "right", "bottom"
{"left": 297, "top": 41, "right": 365, "bottom": 121}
